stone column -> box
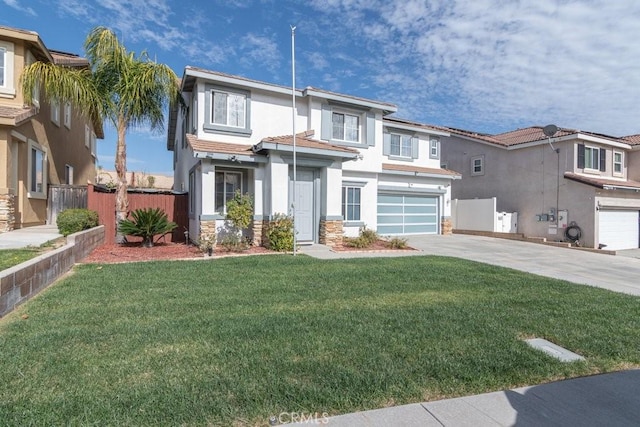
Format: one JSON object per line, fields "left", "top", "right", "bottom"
{"left": 199, "top": 219, "right": 217, "bottom": 252}
{"left": 441, "top": 216, "right": 453, "bottom": 235}
{"left": 0, "top": 192, "right": 15, "bottom": 233}
{"left": 251, "top": 218, "right": 267, "bottom": 247}
{"left": 319, "top": 219, "right": 343, "bottom": 247}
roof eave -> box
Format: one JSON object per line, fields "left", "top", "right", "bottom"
{"left": 256, "top": 141, "right": 358, "bottom": 159}
{"left": 193, "top": 151, "right": 266, "bottom": 163}
{"left": 304, "top": 87, "right": 397, "bottom": 114}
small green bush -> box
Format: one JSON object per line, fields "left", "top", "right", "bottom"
{"left": 225, "top": 191, "right": 253, "bottom": 230}
{"left": 265, "top": 213, "right": 294, "bottom": 252}
{"left": 56, "top": 208, "right": 99, "bottom": 236}
{"left": 386, "top": 236, "right": 408, "bottom": 249}
{"left": 219, "top": 234, "right": 250, "bottom": 252}
{"left": 344, "top": 226, "right": 379, "bottom": 248}
{"left": 118, "top": 207, "right": 177, "bottom": 247}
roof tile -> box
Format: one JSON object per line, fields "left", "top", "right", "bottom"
{"left": 382, "top": 163, "right": 461, "bottom": 177}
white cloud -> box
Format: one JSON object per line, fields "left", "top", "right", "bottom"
{"left": 239, "top": 33, "right": 281, "bottom": 73}
{"left": 3, "top": 0, "right": 36, "bottom": 16}
{"left": 307, "top": 0, "right": 640, "bottom": 136}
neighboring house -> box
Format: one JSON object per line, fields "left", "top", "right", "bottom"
{"left": 0, "top": 25, "right": 103, "bottom": 232}
{"left": 441, "top": 126, "right": 640, "bottom": 250}
{"left": 167, "top": 67, "right": 460, "bottom": 246}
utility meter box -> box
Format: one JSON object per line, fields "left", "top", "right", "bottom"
{"left": 558, "top": 210, "right": 568, "bottom": 228}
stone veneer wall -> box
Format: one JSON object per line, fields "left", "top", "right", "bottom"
{"left": 441, "top": 217, "right": 453, "bottom": 235}
{"left": 319, "top": 219, "right": 343, "bottom": 247}
{"left": 0, "top": 192, "right": 15, "bottom": 233}
{"left": 0, "top": 225, "right": 105, "bottom": 318}
{"left": 251, "top": 219, "right": 266, "bottom": 247}
{"left": 199, "top": 220, "right": 217, "bottom": 245}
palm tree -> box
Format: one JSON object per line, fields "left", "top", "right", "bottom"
{"left": 21, "top": 26, "right": 181, "bottom": 243}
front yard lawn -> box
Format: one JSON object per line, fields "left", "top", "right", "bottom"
{"left": 0, "top": 248, "right": 43, "bottom": 270}
{"left": 1, "top": 255, "right": 638, "bottom": 426}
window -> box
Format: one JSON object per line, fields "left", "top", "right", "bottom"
{"left": 215, "top": 171, "right": 242, "bottom": 214}
{"left": 0, "top": 40, "right": 15, "bottom": 97}
{"left": 50, "top": 98, "right": 60, "bottom": 126}
{"left": 204, "top": 84, "right": 251, "bottom": 136}
{"left": 28, "top": 140, "right": 46, "bottom": 198}
{"left": 613, "top": 151, "right": 623, "bottom": 174}
{"left": 189, "top": 170, "right": 196, "bottom": 214}
{"left": 64, "top": 102, "right": 72, "bottom": 129}
{"left": 332, "top": 112, "right": 359, "bottom": 142}
{"left": 430, "top": 137, "right": 440, "bottom": 159}
{"left": 342, "top": 187, "right": 361, "bottom": 221}
{"left": 85, "top": 125, "right": 91, "bottom": 148}
{"left": 212, "top": 90, "right": 245, "bottom": 128}
{"left": 584, "top": 146, "right": 599, "bottom": 170}
{"left": 65, "top": 165, "right": 74, "bottom": 185}
{"left": 577, "top": 144, "right": 605, "bottom": 171}
{"left": 90, "top": 131, "right": 96, "bottom": 157}
{"left": 389, "top": 134, "right": 412, "bottom": 157}
{"left": 471, "top": 155, "right": 484, "bottom": 176}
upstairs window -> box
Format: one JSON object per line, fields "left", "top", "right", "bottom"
{"left": 65, "top": 165, "right": 74, "bottom": 185}
{"left": 64, "top": 102, "right": 72, "bottom": 129}
{"left": 429, "top": 137, "right": 440, "bottom": 159}
{"left": 204, "top": 84, "right": 251, "bottom": 136}
{"left": 383, "top": 131, "right": 418, "bottom": 160}
{"left": 613, "top": 151, "right": 623, "bottom": 175}
{"left": 51, "top": 99, "right": 60, "bottom": 126}
{"left": 332, "top": 112, "right": 359, "bottom": 142}
{"left": 577, "top": 144, "right": 605, "bottom": 171}
{"left": 213, "top": 91, "right": 246, "bottom": 128}
{"left": 389, "top": 134, "right": 412, "bottom": 157}
{"left": 0, "top": 40, "right": 16, "bottom": 97}
{"left": 471, "top": 155, "right": 484, "bottom": 176}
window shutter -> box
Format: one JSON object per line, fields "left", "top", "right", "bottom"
{"left": 599, "top": 148, "right": 606, "bottom": 172}
{"left": 411, "top": 137, "right": 419, "bottom": 159}
{"left": 366, "top": 112, "right": 375, "bottom": 146}
{"left": 577, "top": 144, "right": 585, "bottom": 168}
{"left": 321, "top": 104, "right": 332, "bottom": 140}
{"left": 383, "top": 132, "right": 391, "bottom": 155}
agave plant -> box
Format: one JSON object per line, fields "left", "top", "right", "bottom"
{"left": 117, "top": 208, "right": 177, "bottom": 247}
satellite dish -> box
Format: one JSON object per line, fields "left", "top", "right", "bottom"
{"left": 543, "top": 124, "right": 558, "bottom": 137}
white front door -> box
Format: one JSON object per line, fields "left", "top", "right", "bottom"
{"left": 290, "top": 170, "right": 315, "bottom": 242}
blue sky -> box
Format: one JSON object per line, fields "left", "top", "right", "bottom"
{"left": 3, "top": 0, "right": 640, "bottom": 175}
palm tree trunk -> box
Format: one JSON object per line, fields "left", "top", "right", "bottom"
{"left": 114, "top": 115, "right": 129, "bottom": 243}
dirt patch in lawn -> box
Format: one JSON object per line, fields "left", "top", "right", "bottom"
{"left": 81, "top": 242, "right": 276, "bottom": 264}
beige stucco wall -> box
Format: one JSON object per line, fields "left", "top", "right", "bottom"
{"left": 1, "top": 33, "right": 98, "bottom": 229}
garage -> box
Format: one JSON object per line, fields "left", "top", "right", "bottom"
{"left": 598, "top": 210, "right": 639, "bottom": 250}
{"left": 377, "top": 193, "right": 438, "bottom": 235}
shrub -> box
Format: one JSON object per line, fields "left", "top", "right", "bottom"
{"left": 386, "top": 236, "right": 408, "bottom": 249}
{"left": 344, "top": 226, "right": 379, "bottom": 248}
{"left": 226, "top": 191, "right": 253, "bottom": 230}
{"left": 219, "top": 234, "right": 250, "bottom": 252}
{"left": 265, "top": 214, "right": 294, "bottom": 252}
{"left": 117, "top": 207, "right": 177, "bottom": 247}
{"left": 56, "top": 208, "right": 99, "bottom": 237}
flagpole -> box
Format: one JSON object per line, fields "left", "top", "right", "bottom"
{"left": 291, "top": 25, "right": 297, "bottom": 256}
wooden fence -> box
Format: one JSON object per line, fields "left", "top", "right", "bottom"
{"left": 87, "top": 184, "right": 188, "bottom": 245}
{"left": 48, "top": 185, "right": 88, "bottom": 225}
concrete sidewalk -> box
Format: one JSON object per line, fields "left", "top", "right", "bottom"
{"left": 0, "top": 225, "right": 63, "bottom": 249}
{"left": 310, "top": 370, "right": 640, "bottom": 426}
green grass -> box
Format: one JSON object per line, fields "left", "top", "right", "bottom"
{"left": 0, "top": 248, "right": 42, "bottom": 270}
{"left": 1, "top": 255, "right": 638, "bottom": 426}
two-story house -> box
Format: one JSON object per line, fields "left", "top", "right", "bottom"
{"left": 168, "top": 67, "right": 460, "bottom": 246}
{"left": 0, "top": 25, "right": 103, "bottom": 232}
{"left": 441, "top": 126, "right": 640, "bottom": 250}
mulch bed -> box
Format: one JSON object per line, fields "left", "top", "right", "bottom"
{"left": 81, "top": 242, "right": 274, "bottom": 264}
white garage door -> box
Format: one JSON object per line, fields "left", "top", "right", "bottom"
{"left": 377, "top": 193, "right": 438, "bottom": 235}
{"left": 598, "top": 210, "right": 639, "bottom": 250}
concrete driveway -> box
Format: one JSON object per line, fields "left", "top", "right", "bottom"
{"left": 406, "top": 234, "right": 640, "bottom": 297}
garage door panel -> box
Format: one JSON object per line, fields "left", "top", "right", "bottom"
{"left": 377, "top": 193, "right": 438, "bottom": 235}
{"left": 598, "top": 210, "right": 639, "bottom": 251}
